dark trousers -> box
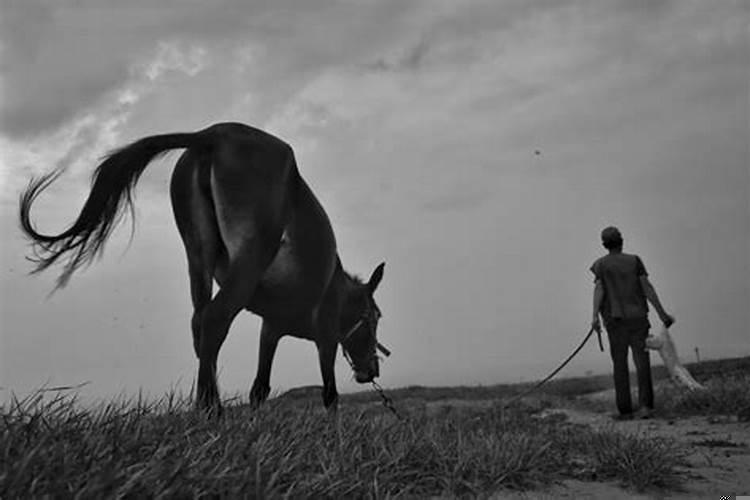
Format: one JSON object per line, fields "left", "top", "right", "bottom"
{"left": 605, "top": 318, "right": 653, "bottom": 415}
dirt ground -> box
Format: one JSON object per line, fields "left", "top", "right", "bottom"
{"left": 494, "top": 389, "right": 750, "bottom": 500}
{"left": 539, "top": 409, "right": 749, "bottom": 499}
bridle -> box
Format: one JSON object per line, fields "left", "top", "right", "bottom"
{"left": 340, "top": 301, "right": 390, "bottom": 367}
{"left": 341, "top": 318, "right": 366, "bottom": 344}
{"left": 340, "top": 297, "right": 403, "bottom": 421}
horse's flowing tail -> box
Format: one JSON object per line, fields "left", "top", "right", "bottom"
{"left": 19, "top": 131, "right": 210, "bottom": 289}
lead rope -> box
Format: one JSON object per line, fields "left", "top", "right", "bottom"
{"left": 370, "top": 380, "right": 405, "bottom": 421}
{"left": 341, "top": 344, "right": 406, "bottom": 421}
{"left": 501, "top": 326, "right": 600, "bottom": 408}
{"left": 370, "top": 327, "right": 601, "bottom": 417}
{"left": 344, "top": 327, "right": 601, "bottom": 420}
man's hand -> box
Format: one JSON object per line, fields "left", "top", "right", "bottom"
{"left": 661, "top": 313, "right": 675, "bottom": 328}
{"left": 591, "top": 316, "right": 602, "bottom": 334}
{"left": 641, "top": 276, "right": 674, "bottom": 328}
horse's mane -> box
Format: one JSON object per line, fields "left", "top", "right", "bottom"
{"left": 347, "top": 273, "right": 365, "bottom": 286}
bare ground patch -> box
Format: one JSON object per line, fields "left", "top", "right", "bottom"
{"left": 532, "top": 394, "right": 750, "bottom": 499}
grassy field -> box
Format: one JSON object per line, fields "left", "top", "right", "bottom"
{"left": 2, "top": 356, "right": 748, "bottom": 498}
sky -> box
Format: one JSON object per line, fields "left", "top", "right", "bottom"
{"left": 1, "top": 0, "right": 748, "bottom": 404}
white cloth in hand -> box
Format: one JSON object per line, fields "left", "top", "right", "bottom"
{"left": 645, "top": 326, "right": 705, "bottom": 391}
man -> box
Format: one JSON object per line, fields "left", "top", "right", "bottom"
{"left": 591, "top": 226, "right": 675, "bottom": 420}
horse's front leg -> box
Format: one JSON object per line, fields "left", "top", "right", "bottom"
{"left": 250, "top": 320, "right": 280, "bottom": 407}
{"left": 316, "top": 339, "right": 339, "bottom": 410}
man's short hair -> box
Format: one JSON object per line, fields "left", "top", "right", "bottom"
{"left": 601, "top": 226, "right": 623, "bottom": 250}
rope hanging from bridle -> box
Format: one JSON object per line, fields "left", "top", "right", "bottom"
{"left": 340, "top": 339, "right": 404, "bottom": 420}
{"left": 501, "top": 326, "right": 602, "bottom": 408}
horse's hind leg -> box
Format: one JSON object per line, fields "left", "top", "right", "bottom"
{"left": 195, "top": 145, "right": 291, "bottom": 412}
{"left": 195, "top": 256, "right": 259, "bottom": 412}
{"left": 196, "top": 236, "right": 282, "bottom": 412}
{"left": 171, "top": 150, "right": 217, "bottom": 359}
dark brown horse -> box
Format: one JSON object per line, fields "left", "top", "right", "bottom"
{"left": 19, "top": 122, "right": 387, "bottom": 412}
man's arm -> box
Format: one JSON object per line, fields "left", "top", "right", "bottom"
{"left": 640, "top": 275, "right": 675, "bottom": 327}
{"left": 592, "top": 280, "right": 604, "bottom": 333}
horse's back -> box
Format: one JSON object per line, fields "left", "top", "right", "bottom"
{"left": 205, "top": 124, "right": 297, "bottom": 260}
{"left": 171, "top": 122, "right": 338, "bottom": 321}
{"left": 211, "top": 124, "right": 339, "bottom": 311}
{"left": 208, "top": 122, "right": 293, "bottom": 154}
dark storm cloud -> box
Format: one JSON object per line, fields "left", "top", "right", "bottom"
{"left": 1, "top": 3, "right": 154, "bottom": 137}
{"left": 0, "top": 0, "right": 414, "bottom": 137}
{"left": 0, "top": 0, "right": 700, "bottom": 137}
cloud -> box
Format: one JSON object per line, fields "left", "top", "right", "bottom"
{"left": 366, "top": 37, "right": 433, "bottom": 73}
{"left": 0, "top": 1, "right": 226, "bottom": 137}
{"left": 247, "top": 0, "right": 747, "bottom": 232}
{"left": 0, "top": 40, "right": 210, "bottom": 204}
{"left": 1, "top": 3, "right": 134, "bottom": 138}
{"left": 0, "top": 0, "right": 418, "bottom": 138}
{"left": 143, "top": 42, "right": 207, "bottom": 80}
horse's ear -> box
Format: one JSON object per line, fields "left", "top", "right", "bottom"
{"left": 367, "top": 262, "right": 385, "bottom": 293}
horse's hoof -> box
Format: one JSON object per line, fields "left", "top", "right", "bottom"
{"left": 249, "top": 384, "right": 270, "bottom": 409}
{"left": 196, "top": 397, "right": 223, "bottom": 419}
{"left": 326, "top": 406, "right": 339, "bottom": 422}
{"left": 206, "top": 404, "right": 223, "bottom": 419}
{"left": 324, "top": 396, "right": 339, "bottom": 417}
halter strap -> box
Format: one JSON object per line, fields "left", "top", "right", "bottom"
{"left": 342, "top": 319, "right": 364, "bottom": 343}
{"left": 340, "top": 317, "right": 391, "bottom": 357}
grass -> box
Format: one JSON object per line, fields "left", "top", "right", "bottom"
{"left": 578, "top": 428, "right": 684, "bottom": 489}
{"left": 6, "top": 356, "right": 746, "bottom": 497}
{"left": 1, "top": 390, "right": 686, "bottom": 498}
{"left": 566, "top": 367, "right": 750, "bottom": 418}
{"left": 656, "top": 371, "right": 750, "bottom": 417}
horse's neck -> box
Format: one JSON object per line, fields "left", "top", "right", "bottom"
{"left": 327, "top": 261, "right": 360, "bottom": 308}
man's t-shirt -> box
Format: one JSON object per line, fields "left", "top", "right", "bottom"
{"left": 590, "top": 253, "right": 649, "bottom": 325}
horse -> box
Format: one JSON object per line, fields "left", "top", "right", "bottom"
{"left": 18, "top": 122, "right": 387, "bottom": 413}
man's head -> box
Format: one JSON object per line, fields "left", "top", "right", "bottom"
{"left": 601, "top": 226, "right": 623, "bottom": 251}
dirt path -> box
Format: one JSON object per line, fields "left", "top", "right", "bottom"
{"left": 525, "top": 400, "right": 750, "bottom": 499}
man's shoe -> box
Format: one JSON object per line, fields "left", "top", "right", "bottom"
{"left": 635, "top": 408, "right": 655, "bottom": 419}
{"left": 612, "top": 412, "right": 634, "bottom": 421}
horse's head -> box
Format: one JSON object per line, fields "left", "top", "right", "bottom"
{"left": 341, "top": 262, "right": 386, "bottom": 383}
